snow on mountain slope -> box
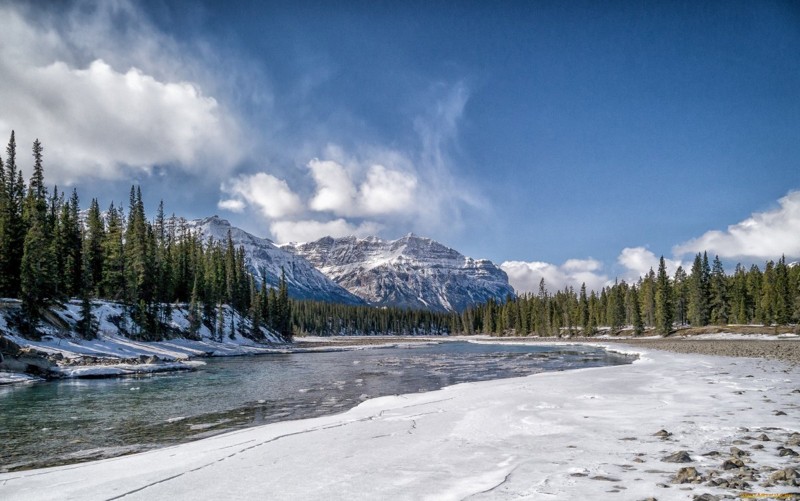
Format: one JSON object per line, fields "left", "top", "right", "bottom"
{"left": 282, "top": 234, "right": 515, "bottom": 311}
{"left": 183, "top": 217, "right": 364, "bottom": 305}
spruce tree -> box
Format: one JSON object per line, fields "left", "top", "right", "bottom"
{"left": 101, "top": 203, "right": 126, "bottom": 300}
{"left": 709, "top": 255, "right": 729, "bottom": 325}
{"left": 20, "top": 215, "right": 55, "bottom": 332}
{"left": 688, "top": 253, "right": 710, "bottom": 326}
{"left": 629, "top": 285, "right": 644, "bottom": 335}
{"left": 655, "top": 256, "right": 673, "bottom": 335}
{"left": 85, "top": 199, "right": 105, "bottom": 296}
{"left": 672, "top": 266, "right": 688, "bottom": 326}
{"left": 0, "top": 131, "right": 25, "bottom": 297}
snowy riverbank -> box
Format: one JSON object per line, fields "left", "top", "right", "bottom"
{"left": 0, "top": 299, "right": 290, "bottom": 382}
{"left": 2, "top": 343, "right": 798, "bottom": 500}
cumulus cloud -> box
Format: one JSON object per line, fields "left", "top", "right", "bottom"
{"left": 501, "top": 259, "right": 610, "bottom": 294}
{"left": 0, "top": 2, "right": 243, "bottom": 183}
{"left": 617, "top": 247, "right": 682, "bottom": 278}
{"left": 307, "top": 159, "right": 418, "bottom": 217}
{"left": 307, "top": 160, "right": 358, "bottom": 214}
{"left": 219, "top": 173, "right": 302, "bottom": 219}
{"left": 270, "top": 219, "right": 383, "bottom": 244}
{"left": 673, "top": 191, "right": 800, "bottom": 260}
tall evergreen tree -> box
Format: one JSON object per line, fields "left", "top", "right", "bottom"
{"left": 709, "top": 255, "right": 729, "bottom": 325}
{"left": 85, "top": 199, "right": 105, "bottom": 296}
{"left": 672, "top": 266, "right": 688, "bottom": 326}
{"left": 655, "top": 256, "right": 673, "bottom": 335}
{"left": 0, "top": 131, "right": 25, "bottom": 297}
{"left": 688, "top": 253, "right": 710, "bottom": 326}
{"left": 628, "top": 285, "right": 644, "bottom": 335}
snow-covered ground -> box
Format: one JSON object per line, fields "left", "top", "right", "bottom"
{"left": 2, "top": 343, "right": 798, "bottom": 500}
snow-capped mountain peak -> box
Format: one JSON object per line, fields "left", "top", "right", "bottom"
{"left": 282, "top": 234, "right": 515, "bottom": 312}
{"left": 183, "top": 217, "right": 364, "bottom": 305}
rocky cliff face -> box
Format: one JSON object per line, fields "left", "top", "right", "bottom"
{"left": 184, "top": 217, "right": 364, "bottom": 305}
{"left": 282, "top": 234, "right": 515, "bottom": 311}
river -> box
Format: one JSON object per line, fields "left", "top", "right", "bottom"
{"left": 0, "top": 341, "right": 634, "bottom": 472}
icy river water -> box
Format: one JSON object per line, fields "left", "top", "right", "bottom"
{"left": 1, "top": 341, "right": 634, "bottom": 472}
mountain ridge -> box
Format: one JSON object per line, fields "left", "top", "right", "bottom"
{"left": 282, "top": 233, "right": 515, "bottom": 312}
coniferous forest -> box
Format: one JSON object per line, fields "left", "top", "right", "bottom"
{"left": 2, "top": 131, "right": 799, "bottom": 341}
{"left": 0, "top": 131, "right": 292, "bottom": 341}
{"left": 463, "top": 254, "right": 800, "bottom": 337}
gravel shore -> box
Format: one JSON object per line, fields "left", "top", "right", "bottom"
{"left": 606, "top": 339, "right": 800, "bottom": 364}
{"left": 294, "top": 335, "right": 800, "bottom": 364}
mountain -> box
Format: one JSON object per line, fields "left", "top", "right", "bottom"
{"left": 282, "top": 234, "right": 515, "bottom": 312}
{"left": 183, "top": 216, "right": 364, "bottom": 305}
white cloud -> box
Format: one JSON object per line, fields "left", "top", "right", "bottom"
{"left": 307, "top": 159, "right": 418, "bottom": 218}
{"left": 501, "top": 260, "right": 609, "bottom": 294}
{"left": 0, "top": 3, "right": 243, "bottom": 183}
{"left": 308, "top": 159, "right": 358, "bottom": 214}
{"left": 360, "top": 165, "right": 418, "bottom": 215}
{"left": 673, "top": 191, "right": 800, "bottom": 260}
{"left": 270, "top": 219, "right": 383, "bottom": 244}
{"left": 617, "top": 247, "right": 682, "bottom": 278}
{"left": 217, "top": 198, "right": 246, "bottom": 213}
{"left": 220, "top": 173, "right": 302, "bottom": 219}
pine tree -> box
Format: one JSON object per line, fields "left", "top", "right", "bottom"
{"left": 0, "top": 131, "right": 25, "bottom": 297}
{"left": 655, "top": 256, "right": 673, "bottom": 335}
{"left": 606, "top": 280, "right": 625, "bottom": 332}
{"left": 688, "top": 253, "right": 710, "bottom": 326}
{"left": 20, "top": 215, "right": 56, "bottom": 332}
{"left": 639, "top": 271, "right": 656, "bottom": 327}
{"left": 85, "top": 199, "right": 105, "bottom": 296}
{"left": 578, "top": 283, "right": 589, "bottom": 335}
{"left": 101, "top": 203, "right": 126, "bottom": 300}
{"left": 628, "top": 285, "right": 644, "bottom": 335}
{"left": 709, "top": 255, "right": 729, "bottom": 325}
{"left": 77, "top": 242, "right": 98, "bottom": 339}
{"left": 672, "top": 266, "right": 688, "bottom": 326}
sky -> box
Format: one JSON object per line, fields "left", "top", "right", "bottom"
{"left": 1, "top": 0, "right": 799, "bottom": 294}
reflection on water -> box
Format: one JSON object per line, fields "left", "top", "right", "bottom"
{"left": 0, "top": 341, "right": 634, "bottom": 471}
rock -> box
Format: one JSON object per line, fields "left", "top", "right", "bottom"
{"left": 590, "top": 475, "right": 621, "bottom": 482}
{"left": 751, "top": 444, "right": 764, "bottom": 450}
{"left": 662, "top": 451, "right": 693, "bottom": 463}
{"left": 788, "top": 433, "right": 800, "bottom": 446}
{"left": 721, "top": 458, "right": 744, "bottom": 470}
{"left": 769, "top": 468, "right": 798, "bottom": 483}
{"left": 732, "top": 439, "right": 749, "bottom": 445}
{"left": 673, "top": 467, "right": 702, "bottom": 484}
{"left": 774, "top": 410, "right": 787, "bottom": 416}
{"left": 778, "top": 447, "right": 799, "bottom": 457}
{"left": 633, "top": 457, "right": 646, "bottom": 463}
{"left": 654, "top": 429, "right": 672, "bottom": 438}
{"left": 756, "top": 433, "right": 771, "bottom": 441}
{"left": 702, "top": 451, "right": 722, "bottom": 457}
{"left": 692, "top": 493, "right": 719, "bottom": 500}
{"left": 730, "top": 447, "right": 749, "bottom": 458}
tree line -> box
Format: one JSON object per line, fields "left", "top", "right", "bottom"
{"left": 0, "top": 131, "right": 291, "bottom": 341}
{"left": 464, "top": 253, "right": 800, "bottom": 337}
{"left": 291, "top": 300, "right": 451, "bottom": 336}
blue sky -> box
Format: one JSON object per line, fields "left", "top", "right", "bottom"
{"left": 1, "top": 0, "right": 799, "bottom": 292}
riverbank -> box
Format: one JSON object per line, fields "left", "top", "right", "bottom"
{"left": 2, "top": 341, "right": 798, "bottom": 500}
{"left": 0, "top": 299, "right": 290, "bottom": 383}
